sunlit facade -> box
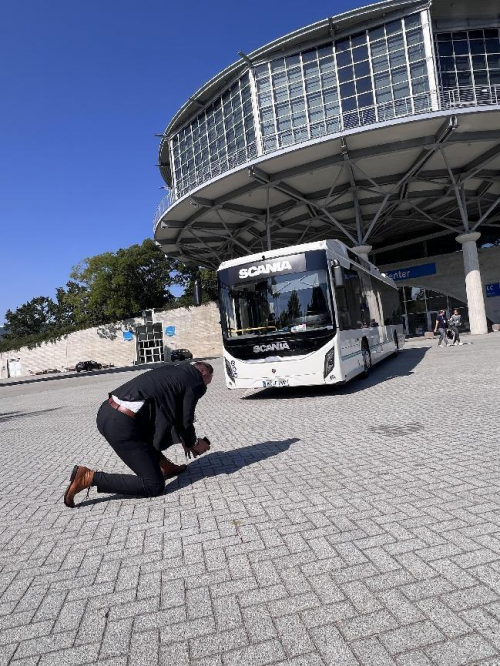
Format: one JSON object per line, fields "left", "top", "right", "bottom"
{"left": 158, "top": 4, "right": 500, "bottom": 206}
{"left": 154, "top": 0, "right": 500, "bottom": 335}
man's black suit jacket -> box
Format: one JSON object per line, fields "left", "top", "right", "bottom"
{"left": 110, "top": 362, "right": 206, "bottom": 450}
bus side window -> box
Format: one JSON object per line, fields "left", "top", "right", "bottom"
{"left": 359, "top": 271, "right": 382, "bottom": 327}
{"left": 335, "top": 280, "right": 351, "bottom": 329}
{"left": 335, "top": 267, "right": 366, "bottom": 329}
{"left": 379, "top": 281, "right": 403, "bottom": 324}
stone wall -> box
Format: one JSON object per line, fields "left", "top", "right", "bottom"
{"left": 0, "top": 302, "right": 222, "bottom": 379}
{"left": 378, "top": 245, "right": 500, "bottom": 324}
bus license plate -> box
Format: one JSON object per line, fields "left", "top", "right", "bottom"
{"left": 263, "top": 378, "right": 289, "bottom": 388}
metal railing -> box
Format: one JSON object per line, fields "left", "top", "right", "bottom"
{"left": 153, "top": 84, "right": 500, "bottom": 229}
{"left": 153, "top": 190, "right": 171, "bottom": 229}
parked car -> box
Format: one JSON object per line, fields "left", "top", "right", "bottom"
{"left": 170, "top": 349, "right": 193, "bottom": 362}
{"left": 75, "top": 360, "right": 103, "bottom": 372}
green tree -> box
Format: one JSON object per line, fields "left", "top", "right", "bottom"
{"left": 70, "top": 239, "right": 178, "bottom": 324}
{"left": 53, "top": 281, "right": 89, "bottom": 328}
{"left": 0, "top": 238, "right": 219, "bottom": 353}
{"left": 173, "top": 264, "right": 218, "bottom": 308}
{"left": 3, "top": 296, "right": 58, "bottom": 338}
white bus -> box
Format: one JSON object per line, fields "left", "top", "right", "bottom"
{"left": 217, "top": 239, "right": 405, "bottom": 389}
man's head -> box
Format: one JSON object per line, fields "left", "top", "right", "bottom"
{"left": 454, "top": 309, "right": 459, "bottom": 315}
{"left": 193, "top": 361, "right": 214, "bottom": 386}
{"left": 439, "top": 309, "right": 445, "bottom": 315}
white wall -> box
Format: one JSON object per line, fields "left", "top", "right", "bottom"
{"left": 0, "top": 303, "right": 222, "bottom": 379}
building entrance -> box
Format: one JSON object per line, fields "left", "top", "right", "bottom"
{"left": 399, "top": 287, "right": 469, "bottom": 337}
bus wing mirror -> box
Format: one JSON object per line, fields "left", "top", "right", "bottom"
{"left": 333, "top": 265, "right": 344, "bottom": 287}
{"left": 193, "top": 279, "right": 203, "bottom": 306}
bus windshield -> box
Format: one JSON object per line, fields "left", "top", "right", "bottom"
{"left": 219, "top": 269, "right": 335, "bottom": 339}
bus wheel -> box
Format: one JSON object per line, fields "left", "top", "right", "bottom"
{"left": 361, "top": 341, "right": 371, "bottom": 378}
{"left": 391, "top": 332, "right": 399, "bottom": 358}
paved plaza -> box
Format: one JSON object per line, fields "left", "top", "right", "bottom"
{"left": 1, "top": 335, "right": 500, "bottom": 666}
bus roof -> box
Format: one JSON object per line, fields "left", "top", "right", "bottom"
{"left": 217, "top": 239, "right": 397, "bottom": 288}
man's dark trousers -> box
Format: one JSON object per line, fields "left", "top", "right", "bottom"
{"left": 93, "top": 400, "right": 165, "bottom": 497}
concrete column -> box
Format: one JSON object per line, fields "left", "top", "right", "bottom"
{"left": 353, "top": 244, "right": 372, "bottom": 262}
{"left": 456, "top": 232, "right": 488, "bottom": 335}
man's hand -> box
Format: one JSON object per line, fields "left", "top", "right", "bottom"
{"left": 182, "top": 438, "right": 211, "bottom": 459}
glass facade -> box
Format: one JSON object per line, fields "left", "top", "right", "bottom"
{"left": 436, "top": 28, "right": 500, "bottom": 102}
{"left": 399, "top": 286, "right": 469, "bottom": 336}
{"left": 170, "top": 73, "right": 257, "bottom": 198}
{"left": 254, "top": 12, "right": 429, "bottom": 153}
{"left": 164, "top": 12, "right": 500, "bottom": 204}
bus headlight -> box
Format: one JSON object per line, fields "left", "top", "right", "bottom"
{"left": 225, "top": 358, "right": 235, "bottom": 381}
{"left": 324, "top": 348, "right": 335, "bottom": 377}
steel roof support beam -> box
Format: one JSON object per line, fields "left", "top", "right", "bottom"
{"left": 341, "top": 138, "right": 364, "bottom": 243}
{"left": 214, "top": 209, "right": 255, "bottom": 254}
{"left": 362, "top": 116, "right": 458, "bottom": 243}
{"left": 184, "top": 228, "right": 222, "bottom": 263}
{"left": 404, "top": 199, "right": 461, "bottom": 233}
{"left": 458, "top": 143, "right": 500, "bottom": 185}
{"left": 275, "top": 181, "right": 358, "bottom": 245}
{"left": 370, "top": 229, "right": 455, "bottom": 256}
{"left": 471, "top": 194, "right": 500, "bottom": 232}
{"left": 322, "top": 164, "right": 346, "bottom": 207}
{"left": 440, "top": 147, "right": 470, "bottom": 232}
{"left": 249, "top": 165, "right": 358, "bottom": 244}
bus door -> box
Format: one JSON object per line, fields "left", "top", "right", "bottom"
{"left": 359, "top": 271, "right": 384, "bottom": 358}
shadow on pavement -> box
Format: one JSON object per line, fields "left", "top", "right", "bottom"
{"left": 0, "top": 407, "right": 61, "bottom": 423}
{"left": 77, "top": 438, "right": 300, "bottom": 507}
{"left": 0, "top": 365, "right": 149, "bottom": 388}
{"left": 242, "top": 347, "right": 430, "bottom": 400}
{"left": 0, "top": 357, "right": 222, "bottom": 389}
{"left": 165, "top": 438, "right": 301, "bottom": 493}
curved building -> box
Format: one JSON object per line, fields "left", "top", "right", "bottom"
{"left": 153, "top": 0, "right": 500, "bottom": 334}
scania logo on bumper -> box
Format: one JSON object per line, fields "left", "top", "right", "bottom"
{"left": 253, "top": 342, "right": 290, "bottom": 354}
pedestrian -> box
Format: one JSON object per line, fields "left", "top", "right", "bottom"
{"left": 63, "top": 361, "right": 214, "bottom": 507}
{"left": 433, "top": 309, "right": 449, "bottom": 347}
{"left": 448, "top": 309, "right": 464, "bottom": 345}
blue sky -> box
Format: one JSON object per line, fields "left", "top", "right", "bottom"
{"left": 0, "top": 0, "right": 362, "bottom": 322}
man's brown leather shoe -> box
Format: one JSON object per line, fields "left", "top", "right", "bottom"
{"left": 159, "top": 458, "right": 187, "bottom": 479}
{"left": 63, "top": 465, "right": 95, "bottom": 508}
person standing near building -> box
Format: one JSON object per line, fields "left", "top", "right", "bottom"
{"left": 434, "top": 310, "right": 450, "bottom": 347}
{"left": 63, "top": 361, "right": 213, "bottom": 507}
{"left": 448, "top": 309, "right": 464, "bottom": 345}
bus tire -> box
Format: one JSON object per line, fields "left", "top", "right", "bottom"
{"left": 360, "top": 340, "right": 371, "bottom": 379}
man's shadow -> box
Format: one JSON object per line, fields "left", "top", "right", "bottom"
{"left": 78, "top": 438, "right": 300, "bottom": 507}
{"left": 164, "top": 438, "right": 300, "bottom": 493}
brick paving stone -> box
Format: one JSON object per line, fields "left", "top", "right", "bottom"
{"left": 379, "top": 621, "right": 444, "bottom": 655}
{"left": 159, "top": 641, "right": 190, "bottom": 666}
{"left": 351, "top": 636, "right": 398, "bottom": 665}
{"left": 395, "top": 651, "right": 434, "bottom": 665}
{"left": 128, "top": 628, "right": 159, "bottom": 666}
{"left": 189, "top": 627, "right": 248, "bottom": 660}
{"left": 340, "top": 609, "right": 400, "bottom": 641}
{"left": 2, "top": 336, "right": 500, "bottom": 665}
{"left": 241, "top": 605, "right": 277, "bottom": 642}
{"left": 99, "top": 618, "right": 133, "bottom": 659}
{"left": 222, "top": 639, "right": 286, "bottom": 666}
{"left": 416, "top": 598, "right": 470, "bottom": 639}
{"left": 273, "top": 655, "right": 325, "bottom": 666}
{"left": 425, "top": 634, "right": 498, "bottom": 666}
{"left": 310, "top": 625, "right": 359, "bottom": 665}
{"left": 274, "top": 614, "right": 315, "bottom": 657}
